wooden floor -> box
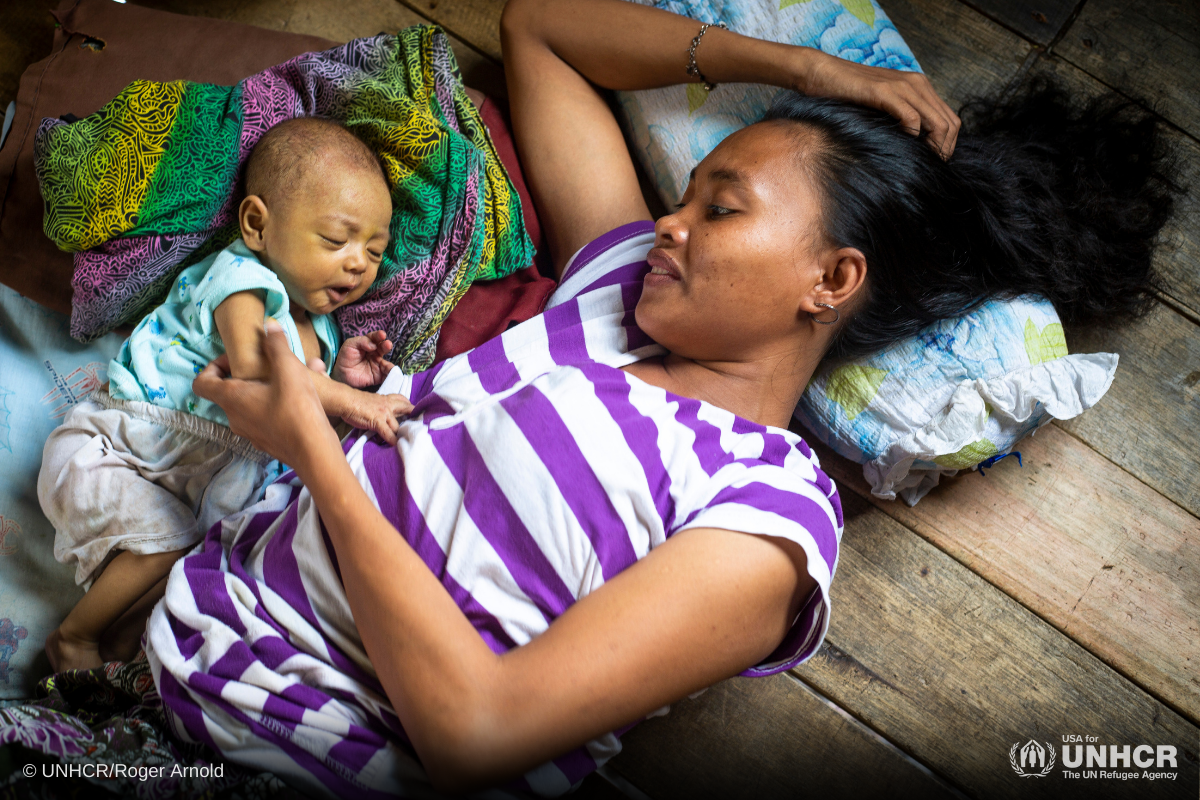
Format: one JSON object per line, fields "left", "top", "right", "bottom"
{"left": 2, "top": 0, "right": 1197, "bottom": 797}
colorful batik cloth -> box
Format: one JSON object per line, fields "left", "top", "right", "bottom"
{"left": 34, "top": 25, "right": 535, "bottom": 373}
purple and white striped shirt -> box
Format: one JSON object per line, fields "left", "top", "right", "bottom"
{"left": 146, "top": 221, "right": 842, "bottom": 798}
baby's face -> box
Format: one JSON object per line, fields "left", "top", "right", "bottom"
{"left": 247, "top": 163, "right": 392, "bottom": 317}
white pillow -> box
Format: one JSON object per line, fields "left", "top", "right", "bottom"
{"left": 793, "top": 297, "right": 1117, "bottom": 505}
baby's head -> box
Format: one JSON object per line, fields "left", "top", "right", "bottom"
{"left": 239, "top": 118, "right": 392, "bottom": 316}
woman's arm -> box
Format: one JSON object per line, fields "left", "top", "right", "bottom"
{"left": 194, "top": 321, "right": 817, "bottom": 793}
{"left": 502, "top": 0, "right": 960, "bottom": 274}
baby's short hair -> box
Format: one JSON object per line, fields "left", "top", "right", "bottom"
{"left": 244, "top": 117, "right": 387, "bottom": 205}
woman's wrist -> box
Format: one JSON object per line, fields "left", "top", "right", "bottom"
{"left": 284, "top": 417, "right": 345, "bottom": 480}
{"left": 781, "top": 43, "right": 820, "bottom": 95}
{"left": 699, "top": 27, "right": 817, "bottom": 94}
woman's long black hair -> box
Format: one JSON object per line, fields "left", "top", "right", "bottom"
{"left": 762, "top": 79, "right": 1178, "bottom": 360}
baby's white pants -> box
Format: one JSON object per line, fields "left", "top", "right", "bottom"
{"left": 38, "top": 388, "right": 279, "bottom": 588}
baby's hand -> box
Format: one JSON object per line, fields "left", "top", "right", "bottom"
{"left": 334, "top": 331, "right": 395, "bottom": 388}
{"left": 340, "top": 390, "right": 413, "bottom": 446}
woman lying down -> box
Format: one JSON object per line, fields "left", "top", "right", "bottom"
{"left": 144, "top": 0, "right": 1173, "bottom": 795}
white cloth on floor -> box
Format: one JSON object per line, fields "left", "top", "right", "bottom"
{"left": 38, "top": 387, "right": 281, "bottom": 588}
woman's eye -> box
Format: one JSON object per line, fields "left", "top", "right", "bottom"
{"left": 707, "top": 205, "right": 733, "bottom": 217}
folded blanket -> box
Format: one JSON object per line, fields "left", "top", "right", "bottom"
{"left": 34, "top": 25, "right": 535, "bottom": 373}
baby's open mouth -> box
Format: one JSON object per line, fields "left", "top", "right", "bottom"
{"left": 327, "top": 286, "right": 353, "bottom": 304}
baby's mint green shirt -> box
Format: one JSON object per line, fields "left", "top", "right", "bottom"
{"left": 108, "top": 240, "right": 340, "bottom": 428}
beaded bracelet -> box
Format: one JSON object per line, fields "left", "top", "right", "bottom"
{"left": 685, "top": 21, "right": 727, "bottom": 92}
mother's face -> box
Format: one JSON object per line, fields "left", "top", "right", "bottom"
{"left": 635, "top": 121, "right": 846, "bottom": 364}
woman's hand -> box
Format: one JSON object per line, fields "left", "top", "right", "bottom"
{"left": 794, "top": 49, "right": 961, "bottom": 158}
{"left": 193, "top": 318, "right": 341, "bottom": 469}
{"left": 334, "top": 330, "right": 396, "bottom": 388}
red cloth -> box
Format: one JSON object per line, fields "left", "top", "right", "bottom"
{"left": 433, "top": 98, "right": 556, "bottom": 362}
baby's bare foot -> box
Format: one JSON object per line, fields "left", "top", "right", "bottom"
{"left": 45, "top": 628, "right": 103, "bottom": 673}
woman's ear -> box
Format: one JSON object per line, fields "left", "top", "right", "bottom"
{"left": 239, "top": 196, "right": 269, "bottom": 253}
{"left": 801, "top": 246, "right": 867, "bottom": 321}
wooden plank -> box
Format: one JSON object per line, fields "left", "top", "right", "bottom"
{"left": 573, "top": 771, "right": 641, "bottom": 800}
{"left": 1015, "top": 52, "right": 1200, "bottom": 322}
{"left": 956, "top": 0, "right": 1078, "bottom": 46}
{"left": 134, "top": 0, "right": 508, "bottom": 98}
{"left": 1055, "top": 304, "right": 1200, "bottom": 519}
{"left": 391, "top": 0, "right": 504, "bottom": 62}
{"left": 1150, "top": 129, "right": 1200, "bottom": 321}
{"left": 1054, "top": 0, "right": 1200, "bottom": 141}
{"left": 606, "top": 672, "right": 961, "bottom": 799}
{"left": 810, "top": 425, "right": 1200, "bottom": 723}
{"left": 792, "top": 495, "right": 1200, "bottom": 798}
{"left": 872, "top": 0, "right": 1034, "bottom": 105}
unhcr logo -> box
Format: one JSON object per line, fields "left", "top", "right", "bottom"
{"left": 1009, "top": 739, "right": 1056, "bottom": 778}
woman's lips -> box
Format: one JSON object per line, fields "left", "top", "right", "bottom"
{"left": 645, "top": 249, "right": 682, "bottom": 286}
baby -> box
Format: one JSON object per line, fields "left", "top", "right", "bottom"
{"left": 38, "top": 117, "right": 411, "bottom": 672}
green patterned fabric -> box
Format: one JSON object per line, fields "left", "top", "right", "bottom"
{"left": 34, "top": 26, "right": 535, "bottom": 372}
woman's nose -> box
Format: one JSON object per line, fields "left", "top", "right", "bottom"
{"left": 654, "top": 212, "right": 688, "bottom": 247}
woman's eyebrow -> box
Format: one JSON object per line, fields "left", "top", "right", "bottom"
{"left": 688, "top": 166, "right": 748, "bottom": 186}
{"left": 708, "top": 168, "right": 748, "bottom": 185}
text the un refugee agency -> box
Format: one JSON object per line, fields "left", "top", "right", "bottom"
{"left": 1009, "top": 734, "right": 1181, "bottom": 781}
